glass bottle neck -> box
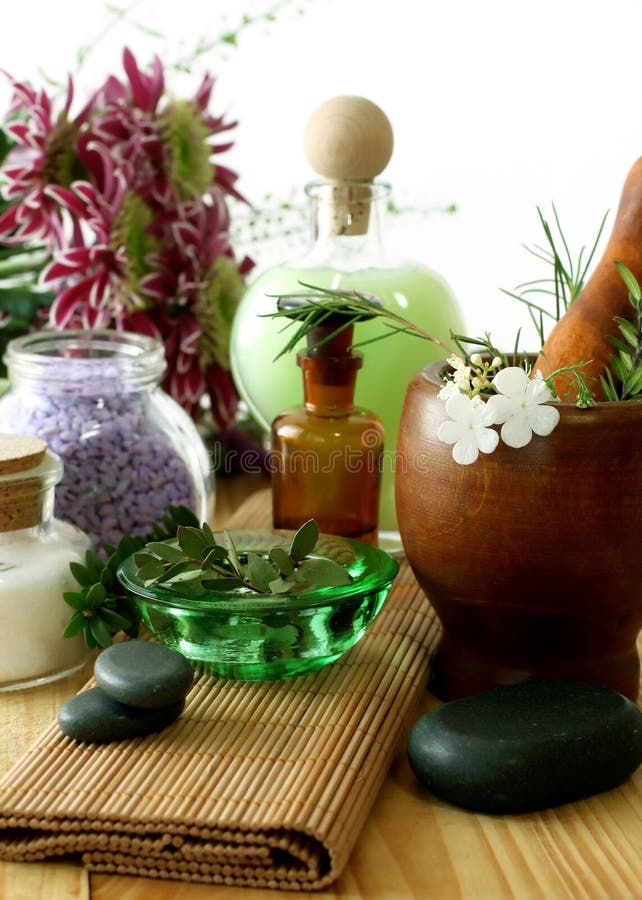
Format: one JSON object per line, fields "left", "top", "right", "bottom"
{"left": 298, "top": 352, "right": 362, "bottom": 416}
{"left": 301, "top": 181, "right": 389, "bottom": 270}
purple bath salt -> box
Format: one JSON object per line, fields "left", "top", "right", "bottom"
{"left": 0, "top": 329, "right": 216, "bottom": 550}
{"left": 0, "top": 388, "right": 200, "bottom": 548}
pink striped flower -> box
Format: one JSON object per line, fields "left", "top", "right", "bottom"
{"left": 0, "top": 48, "right": 253, "bottom": 428}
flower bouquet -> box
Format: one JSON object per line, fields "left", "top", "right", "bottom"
{"left": 0, "top": 47, "right": 252, "bottom": 431}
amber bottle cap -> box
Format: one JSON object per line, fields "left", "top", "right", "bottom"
{"left": 304, "top": 95, "right": 394, "bottom": 236}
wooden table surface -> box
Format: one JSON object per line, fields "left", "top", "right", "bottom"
{"left": 3, "top": 472, "right": 642, "bottom": 900}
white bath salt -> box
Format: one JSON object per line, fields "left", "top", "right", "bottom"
{"left": 0, "top": 521, "right": 89, "bottom": 687}
{"left": 0, "top": 434, "right": 91, "bottom": 691}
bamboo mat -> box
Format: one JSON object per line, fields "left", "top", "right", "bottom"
{"left": 0, "top": 490, "right": 439, "bottom": 890}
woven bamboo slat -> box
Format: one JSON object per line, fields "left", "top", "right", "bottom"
{"left": 0, "top": 491, "right": 438, "bottom": 890}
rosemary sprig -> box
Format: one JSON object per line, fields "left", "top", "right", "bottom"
{"left": 501, "top": 204, "right": 609, "bottom": 346}
{"left": 265, "top": 282, "right": 454, "bottom": 360}
{"left": 600, "top": 262, "right": 642, "bottom": 401}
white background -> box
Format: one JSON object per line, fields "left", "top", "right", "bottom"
{"left": 3, "top": 0, "right": 642, "bottom": 349}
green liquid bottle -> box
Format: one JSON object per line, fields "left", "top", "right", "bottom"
{"left": 230, "top": 98, "right": 464, "bottom": 541}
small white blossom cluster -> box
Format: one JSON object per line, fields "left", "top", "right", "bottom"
{"left": 437, "top": 359, "right": 561, "bottom": 465}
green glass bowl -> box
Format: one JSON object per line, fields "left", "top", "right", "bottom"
{"left": 117, "top": 530, "right": 399, "bottom": 681}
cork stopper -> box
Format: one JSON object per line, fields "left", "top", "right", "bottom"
{"left": 0, "top": 434, "right": 50, "bottom": 532}
{"left": 304, "top": 96, "right": 393, "bottom": 236}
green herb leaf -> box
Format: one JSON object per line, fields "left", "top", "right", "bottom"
{"left": 289, "top": 519, "right": 319, "bottom": 561}
{"left": 296, "top": 557, "right": 353, "bottom": 589}
{"left": 247, "top": 552, "right": 279, "bottom": 593}
{"left": 615, "top": 261, "right": 642, "bottom": 303}
{"left": 269, "top": 546, "right": 294, "bottom": 576}
{"left": 63, "top": 610, "right": 87, "bottom": 638}
{"left": 85, "top": 582, "right": 107, "bottom": 609}
{"left": 89, "top": 615, "right": 114, "bottom": 649}
{"left": 223, "top": 530, "right": 241, "bottom": 573}
{"left": 200, "top": 576, "right": 246, "bottom": 592}
{"left": 177, "top": 525, "right": 211, "bottom": 559}
{"left": 144, "top": 541, "right": 185, "bottom": 562}
{"left": 137, "top": 559, "right": 167, "bottom": 582}
{"left": 201, "top": 545, "right": 229, "bottom": 568}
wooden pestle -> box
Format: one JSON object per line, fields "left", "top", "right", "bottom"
{"left": 533, "top": 157, "right": 642, "bottom": 401}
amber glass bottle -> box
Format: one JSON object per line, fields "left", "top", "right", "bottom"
{"left": 271, "top": 302, "right": 384, "bottom": 545}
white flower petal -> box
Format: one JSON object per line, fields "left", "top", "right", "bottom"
{"left": 500, "top": 414, "right": 533, "bottom": 448}
{"left": 476, "top": 427, "right": 500, "bottom": 455}
{"left": 438, "top": 381, "right": 460, "bottom": 400}
{"left": 444, "top": 391, "right": 474, "bottom": 421}
{"left": 526, "top": 376, "right": 554, "bottom": 405}
{"left": 452, "top": 436, "right": 480, "bottom": 465}
{"left": 437, "top": 420, "right": 464, "bottom": 444}
{"left": 484, "top": 393, "right": 516, "bottom": 424}
{"left": 491, "top": 366, "right": 529, "bottom": 398}
{"left": 529, "top": 404, "right": 560, "bottom": 436}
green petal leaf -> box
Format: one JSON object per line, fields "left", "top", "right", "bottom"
{"left": 247, "top": 552, "right": 279, "bottom": 593}
{"left": 296, "top": 557, "right": 352, "bottom": 588}
{"left": 615, "top": 260, "right": 642, "bottom": 303}
{"left": 89, "top": 616, "right": 114, "bottom": 648}
{"left": 269, "top": 546, "right": 294, "bottom": 576}
{"left": 69, "top": 561, "right": 93, "bottom": 587}
{"left": 177, "top": 525, "right": 210, "bottom": 559}
{"left": 613, "top": 316, "right": 639, "bottom": 348}
{"left": 289, "top": 519, "right": 319, "bottom": 561}
{"left": 223, "top": 530, "right": 241, "bottom": 574}
{"left": 137, "top": 560, "right": 166, "bottom": 582}
{"left": 63, "top": 610, "right": 86, "bottom": 638}
{"left": 268, "top": 576, "right": 298, "bottom": 594}
{"left": 202, "top": 522, "right": 216, "bottom": 544}
{"left": 98, "top": 608, "right": 134, "bottom": 631}
{"left": 201, "top": 545, "right": 229, "bottom": 568}
{"left": 200, "top": 576, "right": 245, "bottom": 592}
{"left": 145, "top": 541, "right": 184, "bottom": 562}
{"left": 84, "top": 549, "right": 107, "bottom": 580}
{"left": 63, "top": 591, "right": 87, "bottom": 610}
{"left": 85, "top": 582, "right": 107, "bottom": 609}
{"left": 623, "top": 366, "right": 642, "bottom": 397}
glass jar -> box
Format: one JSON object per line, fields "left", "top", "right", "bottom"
{"left": 0, "top": 433, "right": 90, "bottom": 690}
{"left": 0, "top": 330, "right": 213, "bottom": 549}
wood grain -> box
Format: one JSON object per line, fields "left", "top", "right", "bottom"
{"left": 4, "top": 473, "right": 642, "bottom": 899}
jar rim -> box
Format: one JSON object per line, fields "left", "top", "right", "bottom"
{"left": 3, "top": 329, "right": 166, "bottom": 386}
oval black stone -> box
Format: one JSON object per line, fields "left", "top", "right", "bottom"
{"left": 408, "top": 680, "right": 642, "bottom": 813}
{"left": 58, "top": 687, "right": 184, "bottom": 743}
{"left": 94, "top": 640, "right": 194, "bottom": 709}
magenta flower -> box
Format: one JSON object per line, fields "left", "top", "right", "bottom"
{"left": 0, "top": 48, "right": 253, "bottom": 430}
{"left": 0, "top": 76, "right": 89, "bottom": 247}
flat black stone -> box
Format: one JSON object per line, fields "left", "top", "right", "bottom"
{"left": 58, "top": 687, "right": 184, "bottom": 743}
{"left": 94, "top": 640, "right": 194, "bottom": 709}
{"left": 407, "top": 680, "right": 642, "bottom": 814}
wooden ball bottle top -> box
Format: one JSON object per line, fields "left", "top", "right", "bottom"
{"left": 0, "top": 434, "right": 50, "bottom": 532}
{"left": 304, "top": 95, "right": 394, "bottom": 236}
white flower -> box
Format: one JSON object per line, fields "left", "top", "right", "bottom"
{"left": 438, "top": 380, "right": 461, "bottom": 401}
{"left": 437, "top": 393, "right": 499, "bottom": 465}
{"left": 485, "top": 367, "right": 560, "bottom": 449}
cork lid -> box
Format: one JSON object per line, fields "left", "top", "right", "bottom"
{"left": 304, "top": 95, "right": 394, "bottom": 237}
{"left": 0, "top": 434, "right": 56, "bottom": 532}
{"left": 0, "top": 434, "right": 47, "bottom": 474}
